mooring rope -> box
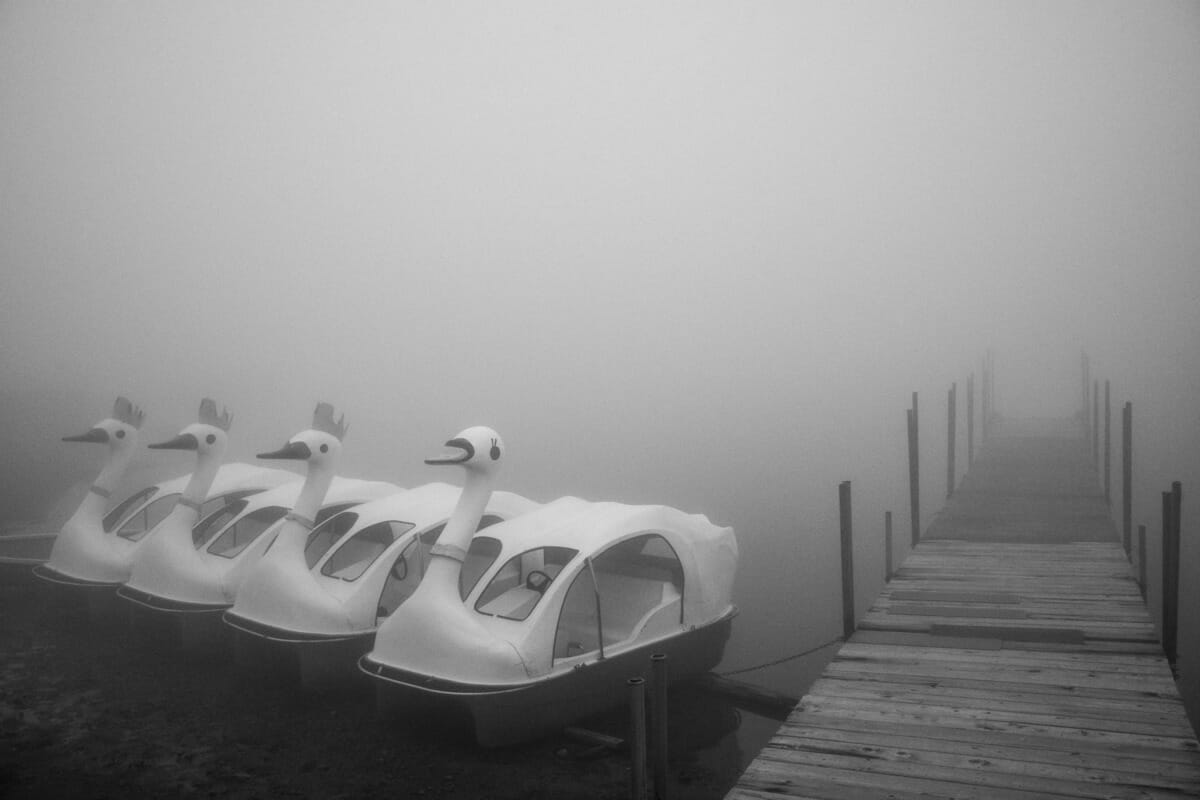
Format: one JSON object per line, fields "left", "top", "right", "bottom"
{"left": 716, "top": 636, "right": 844, "bottom": 677}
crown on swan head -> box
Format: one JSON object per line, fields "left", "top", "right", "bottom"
{"left": 113, "top": 396, "right": 145, "bottom": 430}
{"left": 312, "top": 402, "right": 348, "bottom": 441}
{"left": 198, "top": 398, "right": 233, "bottom": 431}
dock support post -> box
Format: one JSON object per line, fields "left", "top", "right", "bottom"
{"left": 650, "top": 654, "right": 668, "bottom": 800}
{"left": 908, "top": 393, "right": 920, "bottom": 546}
{"left": 947, "top": 383, "right": 956, "bottom": 497}
{"left": 839, "top": 481, "right": 855, "bottom": 640}
{"left": 1122, "top": 401, "right": 1132, "bottom": 556}
{"left": 1093, "top": 380, "right": 1099, "bottom": 470}
{"left": 1137, "top": 524, "right": 1147, "bottom": 598}
{"left": 1081, "top": 350, "right": 1090, "bottom": 439}
{"left": 884, "top": 511, "right": 893, "bottom": 582}
{"left": 1161, "top": 484, "right": 1182, "bottom": 673}
{"left": 967, "top": 373, "right": 975, "bottom": 465}
{"left": 628, "top": 678, "right": 647, "bottom": 800}
{"left": 1104, "top": 380, "right": 1111, "bottom": 503}
{"left": 982, "top": 356, "right": 990, "bottom": 441}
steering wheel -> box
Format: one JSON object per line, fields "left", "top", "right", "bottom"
{"left": 525, "top": 569, "right": 551, "bottom": 594}
{"left": 390, "top": 556, "right": 408, "bottom": 581}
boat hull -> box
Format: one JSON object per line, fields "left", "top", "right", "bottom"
{"left": 30, "top": 564, "right": 127, "bottom": 623}
{"left": 224, "top": 612, "right": 375, "bottom": 689}
{"left": 360, "top": 607, "right": 736, "bottom": 747}
{"left": 117, "top": 586, "right": 233, "bottom": 650}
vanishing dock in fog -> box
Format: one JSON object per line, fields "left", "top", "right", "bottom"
{"left": 727, "top": 418, "right": 1200, "bottom": 799}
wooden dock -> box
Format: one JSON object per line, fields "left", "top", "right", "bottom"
{"left": 727, "top": 419, "right": 1200, "bottom": 799}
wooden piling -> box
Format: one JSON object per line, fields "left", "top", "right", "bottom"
{"left": 628, "top": 677, "right": 647, "bottom": 800}
{"left": 839, "top": 481, "right": 855, "bottom": 640}
{"left": 1122, "top": 401, "right": 1132, "bottom": 556}
{"left": 1137, "top": 523, "right": 1147, "bottom": 598}
{"left": 1104, "top": 380, "right": 1111, "bottom": 504}
{"left": 884, "top": 511, "right": 893, "bottom": 582}
{"left": 947, "top": 383, "right": 956, "bottom": 498}
{"left": 967, "top": 373, "right": 975, "bottom": 465}
{"left": 651, "top": 654, "right": 668, "bottom": 800}
{"left": 1092, "top": 380, "right": 1099, "bottom": 470}
{"left": 1161, "top": 485, "right": 1182, "bottom": 671}
{"left": 908, "top": 395, "right": 920, "bottom": 546}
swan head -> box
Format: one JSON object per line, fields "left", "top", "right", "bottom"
{"left": 425, "top": 425, "right": 504, "bottom": 476}
{"left": 148, "top": 397, "right": 232, "bottom": 456}
{"left": 62, "top": 396, "right": 144, "bottom": 453}
{"left": 257, "top": 402, "right": 346, "bottom": 469}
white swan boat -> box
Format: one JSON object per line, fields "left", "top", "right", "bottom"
{"left": 35, "top": 399, "right": 294, "bottom": 597}
{"left": 0, "top": 397, "right": 170, "bottom": 570}
{"left": 117, "top": 404, "right": 400, "bottom": 644}
{"left": 224, "top": 481, "right": 537, "bottom": 680}
{"left": 359, "top": 427, "right": 738, "bottom": 746}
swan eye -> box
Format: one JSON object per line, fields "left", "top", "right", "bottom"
{"left": 206, "top": 434, "right": 217, "bottom": 445}
{"left": 320, "top": 444, "right": 329, "bottom": 453}
{"left": 115, "top": 430, "right": 126, "bottom": 439}
{"left": 490, "top": 438, "right": 500, "bottom": 460}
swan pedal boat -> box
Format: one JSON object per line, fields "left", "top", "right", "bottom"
{"left": 33, "top": 464, "right": 295, "bottom": 591}
{"left": 116, "top": 477, "right": 400, "bottom": 616}
{"left": 360, "top": 496, "right": 738, "bottom": 746}
{"left": 223, "top": 483, "right": 538, "bottom": 681}
{"left": 2, "top": 476, "right": 185, "bottom": 571}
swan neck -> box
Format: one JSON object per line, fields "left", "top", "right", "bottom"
{"left": 292, "top": 461, "right": 335, "bottom": 522}
{"left": 421, "top": 470, "right": 494, "bottom": 596}
{"left": 181, "top": 448, "right": 223, "bottom": 507}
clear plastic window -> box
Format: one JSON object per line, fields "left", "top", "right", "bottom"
{"left": 102, "top": 487, "right": 156, "bottom": 533}
{"left": 475, "top": 546, "right": 577, "bottom": 621}
{"left": 320, "top": 520, "right": 415, "bottom": 581}
{"left": 459, "top": 536, "right": 502, "bottom": 599}
{"left": 304, "top": 512, "right": 360, "bottom": 568}
{"left": 552, "top": 534, "right": 684, "bottom": 662}
{"left": 376, "top": 536, "right": 425, "bottom": 623}
{"left": 207, "top": 506, "right": 289, "bottom": 559}
{"left": 115, "top": 493, "right": 180, "bottom": 541}
{"left": 192, "top": 500, "right": 248, "bottom": 548}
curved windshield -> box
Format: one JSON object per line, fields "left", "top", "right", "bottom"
{"left": 320, "top": 520, "right": 415, "bottom": 581}
{"left": 304, "top": 512, "right": 359, "bottom": 568}
{"left": 102, "top": 487, "right": 156, "bottom": 533}
{"left": 115, "top": 493, "right": 180, "bottom": 541}
{"left": 207, "top": 506, "right": 290, "bottom": 559}
{"left": 192, "top": 500, "right": 248, "bottom": 548}
{"left": 475, "top": 546, "right": 577, "bottom": 621}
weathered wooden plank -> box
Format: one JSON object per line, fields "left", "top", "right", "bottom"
{"left": 770, "top": 723, "right": 1200, "bottom": 783}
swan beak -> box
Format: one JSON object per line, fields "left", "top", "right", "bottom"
{"left": 425, "top": 437, "right": 473, "bottom": 465}
{"left": 63, "top": 428, "right": 109, "bottom": 444}
{"left": 148, "top": 433, "right": 200, "bottom": 450}
{"left": 258, "top": 441, "right": 312, "bottom": 460}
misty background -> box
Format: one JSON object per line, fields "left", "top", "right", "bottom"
{"left": 2, "top": 2, "right": 1198, "bottom": 722}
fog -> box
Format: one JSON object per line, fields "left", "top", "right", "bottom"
{"left": 2, "top": 2, "right": 1199, "bottom": 711}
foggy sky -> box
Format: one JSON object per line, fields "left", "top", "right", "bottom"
{"left": 2, "top": 2, "right": 1198, "bottom": 522}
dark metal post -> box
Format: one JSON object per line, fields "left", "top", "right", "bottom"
{"left": 1092, "top": 380, "right": 1099, "bottom": 470}
{"left": 1137, "top": 524, "right": 1147, "bottom": 598}
{"left": 967, "top": 373, "right": 975, "bottom": 465}
{"left": 884, "top": 511, "right": 893, "bottom": 582}
{"left": 981, "top": 357, "right": 990, "bottom": 441}
{"left": 1122, "top": 402, "right": 1132, "bottom": 556}
{"left": 1104, "top": 380, "right": 1111, "bottom": 504}
{"left": 839, "top": 481, "right": 855, "bottom": 640}
{"left": 650, "top": 654, "right": 669, "bottom": 800}
{"left": 628, "top": 678, "right": 647, "bottom": 800}
{"left": 947, "top": 383, "right": 956, "bottom": 497}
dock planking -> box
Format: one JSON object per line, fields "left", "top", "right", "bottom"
{"left": 726, "top": 419, "right": 1200, "bottom": 799}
